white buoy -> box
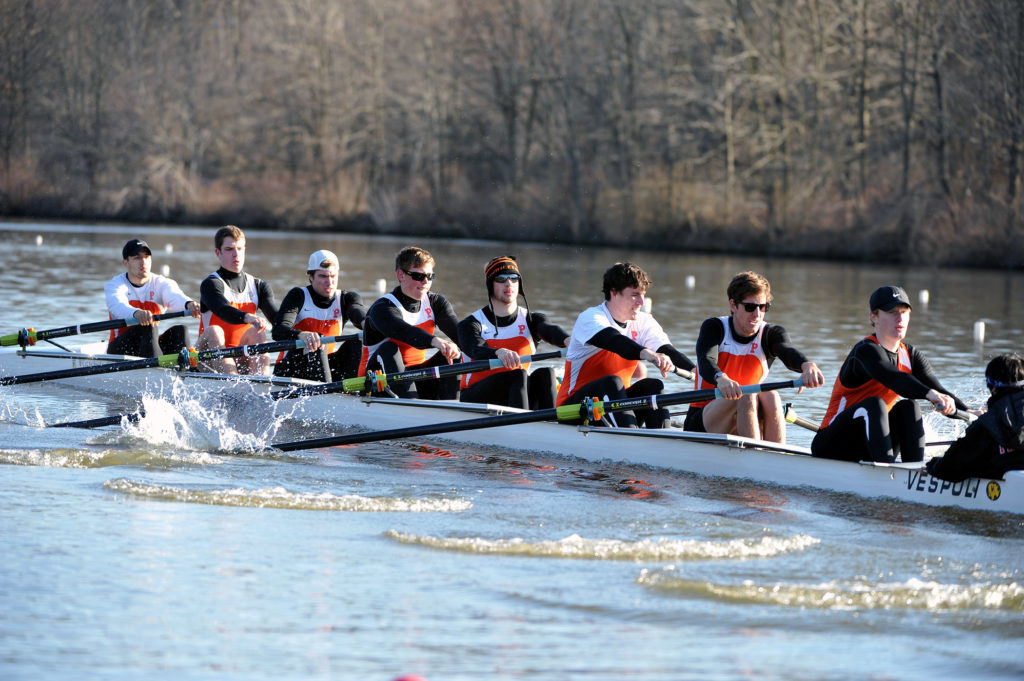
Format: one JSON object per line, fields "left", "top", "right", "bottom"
{"left": 161, "top": 264, "right": 170, "bottom": 277}
{"left": 376, "top": 278, "right": 387, "bottom": 294}
{"left": 918, "top": 289, "right": 930, "bottom": 305}
{"left": 35, "top": 235, "right": 43, "bottom": 245}
{"left": 685, "top": 275, "right": 696, "bottom": 289}
{"left": 644, "top": 298, "right": 653, "bottom": 314}
{"left": 973, "top": 321, "right": 985, "bottom": 343}
{"left": 165, "top": 244, "right": 173, "bottom": 253}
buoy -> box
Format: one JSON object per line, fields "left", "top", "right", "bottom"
{"left": 35, "top": 235, "right": 43, "bottom": 245}
{"left": 973, "top": 321, "right": 985, "bottom": 343}
{"left": 918, "top": 289, "right": 929, "bottom": 305}
{"left": 644, "top": 298, "right": 653, "bottom": 314}
{"left": 685, "top": 275, "right": 696, "bottom": 289}
{"left": 161, "top": 265, "right": 170, "bottom": 277}
{"left": 165, "top": 244, "right": 173, "bottom": 253}
{"left": 376, "top": 278, "right": 387, "bottom": 294}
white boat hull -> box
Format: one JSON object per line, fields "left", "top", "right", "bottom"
{"left": 2, "top": 346, "right": 1020, "bottom": 515}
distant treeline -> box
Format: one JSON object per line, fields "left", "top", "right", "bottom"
{"left": 1, "top": 0, "right": 1021, "bottom": 267}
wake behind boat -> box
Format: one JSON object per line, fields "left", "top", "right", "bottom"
{"left": 1, "top": 344, "right": 1020, "bottom": 516}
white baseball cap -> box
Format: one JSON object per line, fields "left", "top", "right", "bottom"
{"left": 307, "top": 249, "right": 339, "bottom": 273}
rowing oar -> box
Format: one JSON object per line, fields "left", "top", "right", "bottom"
{"left": 674, "top": 367, "right": 694, "bottom": 380}
{"left": 272, "top": 349, "right": 567, "bottom": 400}
{"left": 52, "top": 411, "right": 146, "bottom": 429}
{"left": 0, "top": 334, "right": 359, "bottom": 387}
{"left": 0, "top": 310, "right": 189, "bottom": 348}
{"left": 54, "top": 348, "right": 565, "bottom": 429}
{"left": 271, "top": 378, "right": 805, "bottom": 452}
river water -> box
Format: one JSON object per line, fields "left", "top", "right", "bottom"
{"left": 0, "top": 220, "right": 1022, "bottom": 681}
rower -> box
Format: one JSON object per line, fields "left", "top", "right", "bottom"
{"left": 196, "top": 225, "right": 279, "bottom": 375}
{"left": 271, "top": 249, "right": 366, "bottom": 382}
{"left": 456, "top": 256, "right": 570, "bottom": 409}
{"left": 926, "top": 353, "right": 1024, "bottom": 481}
{"left": 556, "top": 262, "right": 695, "bottom": 428}
{"left": 683, "top": 271, "right": 825, "bottom": 443}
{"left": 811, "top": 285, "right": 968, "bottom": 463}
{"left": 357, "top": 246, "right": 462, "bottom": 399}
{"left": 104, "top": 238, "right": 201, "bottom": 358}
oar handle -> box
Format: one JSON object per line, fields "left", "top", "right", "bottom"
{"left": 1, "top": 310, "right": 189, "bottom": 347}
{"left": 784, "top": 402, "right": 820, "bottom": 432}
{"left": 673, "top": 367, "right": 694, "bottom": 380}
{"left": 951, "top": 409, "right": 977, "bottom": 423}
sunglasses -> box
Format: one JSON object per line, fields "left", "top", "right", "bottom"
{"left": 402, "top": 269, "right": 436, "bottom": 282}
{"left": 493, "top": 274, "right": 520, "bottom": 283}
{"left": 737, "top": 301, "right": 770, "bottom": 313}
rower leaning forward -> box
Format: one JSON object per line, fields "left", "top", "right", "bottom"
{"left": 456, "top": 256, "right": 570, "bottom": 409}
{"left": 196, "top": 225, "right": 279, "bottom": 375}
{"left": 811, "top": 285, "right": 967, "bottom": 463}
{"left": 272, "top": 249, "right": 365, "bottom": 382}
{"left": 358, "top": 246, "right": 462, "bottom": 399}
{"left": 105, "top": 238, "right": 201, "bottom": 358}
{"left": 556, "top": 262, "right": 695, "bottom": 428}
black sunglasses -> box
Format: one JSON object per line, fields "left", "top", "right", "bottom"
{"left": 737, "top": 301, "right": 770, "bottom": 313}
{"left": 402, "top": 269, "right": 436, "bottom": 282}
{"left": 493, "top": 274, "right": 520, "bottom": 283}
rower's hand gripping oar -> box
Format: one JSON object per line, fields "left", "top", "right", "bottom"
{"left": 1, "top": 310, "right": 189, "bottom": 348}
{"left": 271, "top": 378, "right": 805, "bottom": 452}
{"left": 272, "top": 349, "right": 567, "bottom": 400}
{"left": 0, "top": 334, "right": 359, "bottom": 386}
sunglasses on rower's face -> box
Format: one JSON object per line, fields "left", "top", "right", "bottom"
{"left": 402, "top": 269, "right": 436, "bottom": 282}
{"left": 493, "top": 274, "right": 520, "bottom": 283}
{"left": 737, "top": 301, "right": 770, "bottom": 313}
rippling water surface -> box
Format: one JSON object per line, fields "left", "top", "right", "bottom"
{"left": 1, "top": 221, "right": 1022, "bottom": 681}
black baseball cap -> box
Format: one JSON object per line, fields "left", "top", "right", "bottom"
{"left": 869, "top": 285, "right": 912, "bottom": 312}
{"left": 122, "top": 239, "right": 152, "bottom": 260}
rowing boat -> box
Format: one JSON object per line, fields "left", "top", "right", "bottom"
{"left": 1, "top": 344, "right": 1020, "bottom": 515}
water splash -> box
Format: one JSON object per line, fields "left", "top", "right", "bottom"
{"left": 636, "top": 567, "right": 1024, "bottom": 611}
{"left": 384, "top": 530, "right": 820, "bottom": 561}
{"left": 105, "top": 478, "right": 473, "bottom": 512}
{"left": 117, "top": 379, "right": 302, "bottom": 452}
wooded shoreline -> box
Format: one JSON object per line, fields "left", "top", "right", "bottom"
{"left": 1, "top": 0, "right": 1021, "bottom": 268}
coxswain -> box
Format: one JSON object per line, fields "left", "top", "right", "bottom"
{"left": 926, "top": 353, "right": 1024, "bottom": 482}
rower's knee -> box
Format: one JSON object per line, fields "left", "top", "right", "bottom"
{"left": 197, "top": 325, "right": 226, "bottom": 350}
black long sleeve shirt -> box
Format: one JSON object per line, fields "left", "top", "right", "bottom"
{"left": 199, "top": 267, "right": 278, "bottom": 325}
{"left": 362, "top": 287, "right": 459, "bottom": 350}
{"left": 271, "top": 285, "right": 366, "bottom": 341}
{"left": 457, "top": 306, "right": 569, "bottom": 360}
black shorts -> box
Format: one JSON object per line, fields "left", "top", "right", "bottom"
{"left": 682, "top": 405, "right": 706, "bottom": 432}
